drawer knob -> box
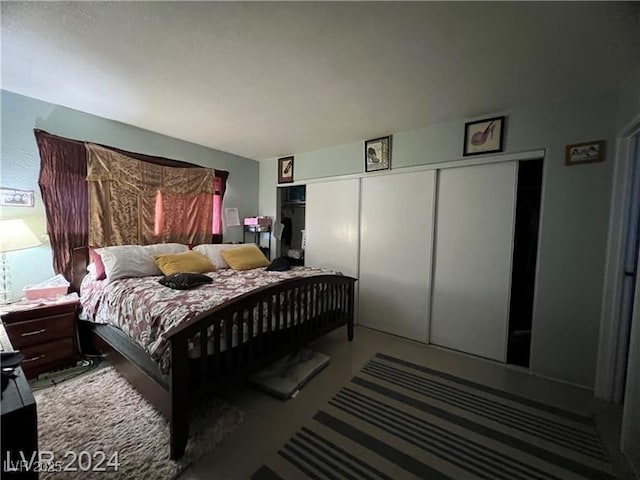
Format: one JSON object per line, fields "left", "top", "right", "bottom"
{"left": 21, "top": 329, "right": 46, "bottom": 337}
{"left": 23, "top": 354, "right": 45, "bottom": 363}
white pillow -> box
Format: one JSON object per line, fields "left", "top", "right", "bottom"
{"left": 143, "top": 243, "right": 189, "bottom": 256}
{"left": 193, "top": 243, "right": 256, "bottom": 269}
{"left": 99, "top": 245, "right": 161, "bottom": 281}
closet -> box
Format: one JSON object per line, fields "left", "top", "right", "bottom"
{"left": 305, "top": 179, "right": 360, "bottom": 278}
{"left": 430, "top": 162, "right": 518, "bottom": 362}
{"left": 301, "top": 154, "right": 542, "bottom": 366}
{"left": 359, "top": 171, "right": 435, "bottom": 341}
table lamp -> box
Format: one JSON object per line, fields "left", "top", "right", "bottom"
{"left": 0, "top": 219, "right": 42, "bottom": 303}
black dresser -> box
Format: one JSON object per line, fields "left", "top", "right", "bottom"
{"left": 1, "top": 324, "right": 38, "bottom": 479}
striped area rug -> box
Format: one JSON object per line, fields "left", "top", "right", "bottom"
{"left": 253, "top": 353, "right": 616, "bottom": 480}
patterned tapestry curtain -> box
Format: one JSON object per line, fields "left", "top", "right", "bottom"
{"left": 86, "top": 144, "right": 216, "bottom": 246}
{"left": 34, "top": 129, "right": 229, "bottom": 280}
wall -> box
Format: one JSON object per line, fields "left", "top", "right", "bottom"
{"left": 617, "top": 60, "right": 640, "bottom": 132}
{"left": 0, "top": 90, "right": 259, "bottom": 297}
{"left": 259, "top": 91, "right": 619, "bottom": 388}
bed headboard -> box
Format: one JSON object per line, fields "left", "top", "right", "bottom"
{"left": 71, "top": 246, "right": 89, "bottom": 293}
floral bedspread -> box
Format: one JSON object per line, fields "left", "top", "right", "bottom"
{"left": 80, "top": 266, "right": 339, "bottom": 371}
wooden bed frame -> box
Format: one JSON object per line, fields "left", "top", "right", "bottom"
{"left": 71, "top": 247, "right": 356, "bottom": 459}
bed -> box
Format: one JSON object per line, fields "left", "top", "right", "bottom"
{"left": 71, "top": 246, "right": 356, "bottom": 459}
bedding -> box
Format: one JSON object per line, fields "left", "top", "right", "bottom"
{"left": 192, "top": 243, "right": 251, "bottom": 269}
{"left": 88, "top": 247, "right": 106, "bottom": 280}
{"left": 220, "top": 244, "right": 270, "bottom": 271}
{"left": 97, "top": 243, "right": 190, "bottom": 281}
{"left": 158, "top": 273, "right": 213, "bottom": 290}
{"left": 154, "top": 250, "right": 216, "bottom": 275}
{"left": 80, "top": 266, "right": 339, "bottom": 372}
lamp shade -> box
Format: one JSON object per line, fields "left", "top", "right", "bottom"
{"left": 0, "top": 219, "right": 42, "bottom": 253}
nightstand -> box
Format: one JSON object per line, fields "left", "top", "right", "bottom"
{"left": 1, "top": 301, "right": 79, "bottom": 379}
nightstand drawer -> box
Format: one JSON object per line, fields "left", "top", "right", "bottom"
{"left": 5, "top": 313, "right": 75, "bottom": 349}
{"left": 21, "top": 337, "right": 75, "bottom": 374}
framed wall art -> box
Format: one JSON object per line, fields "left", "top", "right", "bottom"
{"left": 0, "top": 188, "right": 34, "bottom": 207}
{"left": 463, "top": 116, "right": 505, "bottom": 156}
{"left": 565, "top": 140, "right": 606, "bottom": 166}
{"left": 365, "top": 136, "right": 391, "bottom": 173}
{"left": 278, "top": 156, "right": 294, "bottom": 184}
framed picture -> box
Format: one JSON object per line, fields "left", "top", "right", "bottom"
{"left": 365, "top": 136, "right": 391, "bottom": 172}
{"left": 463, "top": 116, "right": 505, "bottom": 156}
{"left": 278, "top": 156, "right": 294, "bottom": 184}
{"left": 224, "top": 207, "right": 240, "bottom": 227}
{"left": 0, "top": 188, "right": 34, "bottom": 207}
{"left": 565, "top": 140, "right": 606, "bottom": 166}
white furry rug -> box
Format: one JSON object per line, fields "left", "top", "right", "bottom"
{"left": 34, "top": 367, "right": 243, "bottom": 479}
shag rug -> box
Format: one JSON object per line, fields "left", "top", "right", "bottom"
{"left": 34, "top": 367, "right": 243, "bottom": 480}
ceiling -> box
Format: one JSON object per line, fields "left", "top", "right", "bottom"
{"left": 2, "top": 2, "right": 639, "bottom": 161}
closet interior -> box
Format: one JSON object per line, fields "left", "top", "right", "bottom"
{"left": 278, "top": 185, "right": 306, "bottom": 265}
{"left": 507, "top": 159, "right": 543, "bottom": 367}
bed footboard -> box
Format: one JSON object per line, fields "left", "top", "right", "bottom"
{"left": 164, "top": 274, "right": 356, "bottom": 459}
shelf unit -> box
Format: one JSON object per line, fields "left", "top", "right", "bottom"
{"left": 244, "top": 225, "right": 272, "bottom": 259}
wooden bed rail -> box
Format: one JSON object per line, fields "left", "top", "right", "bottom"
{"left": 167, "top": 274, "right": 356, "bottom": 459}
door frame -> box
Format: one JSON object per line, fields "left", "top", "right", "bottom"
{"left": 595, "top": 114, "right": 640, "bottom": 402}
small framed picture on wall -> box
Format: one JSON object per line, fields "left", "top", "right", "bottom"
{"left": 365, "top": 136, "right": 391, "bottom": 173}
{"left": 565, "top": 140, "right": 606, "bottom": 166}
{"left": 0, "top": 187, "right": 35, "bottom": 207}
{"left": 278, "top": 156, "right": 294, "bottom": 184}
{"left": 463, "top": 116, "right": 505, "bottom": 156}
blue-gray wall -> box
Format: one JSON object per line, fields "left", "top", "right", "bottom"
{"left": 0, "top": 90, "right": 259, "bottom": 296}
{"left": 260, "top": 91, "right": 619, "bottom": 388}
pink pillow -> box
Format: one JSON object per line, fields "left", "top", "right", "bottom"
{"left": 89, "top": 247, "right": 106, "bottom": 280}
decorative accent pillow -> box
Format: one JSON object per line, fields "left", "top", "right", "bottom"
{"left": 266, "top": 257, "right": 292, "bottom": 272}
{"left": 100, "top": 245, "right": 160, "bottom": 282}
{"left": 88, "top": 247, "right": 106, "bottom": 280}
{"left": 193, "top": 243, "right": 255, "bottom": 269}
{"left": 154, "top": 250, "right": 216, "bottom": 276}
{"left": 220, "top": 245, "right": 270, "bottom": 271}
{"left": 158, "top": 273, "right": 213, "bottom": 290}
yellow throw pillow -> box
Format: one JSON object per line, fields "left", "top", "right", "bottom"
{"left": 154, "top": 250, "right": 216, "bottom": 276}
{"left": 220, "top": 244, "right": 270, "bottom": 271}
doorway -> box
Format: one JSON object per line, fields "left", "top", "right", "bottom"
{"left": 614, "top": 136, "right": 640, "bottom": 400}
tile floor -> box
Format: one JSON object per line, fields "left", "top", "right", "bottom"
{"left": 180, "top": 326, "right": 636, "bottom": 480}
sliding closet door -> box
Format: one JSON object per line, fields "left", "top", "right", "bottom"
{"left": 305, "top": 179, "right": 360, "bottom": 278}
{"left": 359, "top": 171, "right": 436, "bottom": 341}
{"left": 431, "top": 162, "right": 517, "bottom": 362}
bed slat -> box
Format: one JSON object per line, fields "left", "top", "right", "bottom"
{"left": 200, "top": 328, "right": 207, "bottom": 385}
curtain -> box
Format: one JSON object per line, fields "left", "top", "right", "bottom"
{"left": 34, "top": 130, "right": 229, "bottom": 279}
{"left": 36, "top": 132, "right": 88, "bottom": 280}
{"left": 212, "top": 171, "right": 229, "bottom": 243}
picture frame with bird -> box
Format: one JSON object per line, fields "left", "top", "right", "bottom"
{"left": 278, "top": 156, "right": 294, "bottom": 183}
